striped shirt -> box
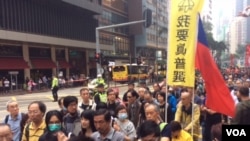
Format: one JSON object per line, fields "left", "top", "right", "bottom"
{"left": 21, "top": 120, "right": 46, "bottom": 141}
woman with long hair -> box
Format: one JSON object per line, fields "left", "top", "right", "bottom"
{"left": 39, "top": 110, "right": 70, "bottom": 141}
{"left": 78, "top": 110, "right": 96, "bottom": 137}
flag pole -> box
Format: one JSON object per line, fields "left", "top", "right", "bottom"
{"left": 191, "top": 87, "right": 195, "bottom": 138}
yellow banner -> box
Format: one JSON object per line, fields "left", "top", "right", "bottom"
{"left": 167, "top": 0, "right": 204, "bottom": 87}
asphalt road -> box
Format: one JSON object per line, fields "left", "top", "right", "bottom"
{"left": 0, "top": 84, "right": 131, "bottom": 121}
{"left": 0, "top": 84, "right": 202, "bottom": 140}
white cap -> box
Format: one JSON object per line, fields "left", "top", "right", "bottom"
{"left": 97, "top": 74, "right": 102, "bottom": 77}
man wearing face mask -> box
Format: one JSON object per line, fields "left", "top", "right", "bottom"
{"left": 113, "top": 105, "right": 136, "bottom": 141}
{"left": 63, "top": 96, "right": 82, "bottom": 136}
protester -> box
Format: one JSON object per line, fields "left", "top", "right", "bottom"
{"left": 144, "top": 103, "right": 171, "bottom": 141}
{"left": 232, "top": 86, "right": 250, "bottom": 124}
{"left": 137, "top": 120, "right": 161, "bottom": 141}
{"left": 0, "top": 123, "right": 13, "bottom": 141}
{"left": 91, "top": 109, "right": 124, "bottom": 141}
{"left": 113, "top": 105, "right": 136, "bottom": 141}
{"left": 39, "top": 110, "right": 70, "bottom": 141}
{"left": 3, "top": 100, "right": 28, "bottom": 141}
{"left": 22, "top": 101, "right": 47, "bottom": 141}
{"left": 174, "top": 89, "right": 200, "bottom": 141}
{"left": 63, "top": 96, "right": 81, "bottom": 136}
{"left": 79, "top": 110, "right": 96, "bottom": 137}
{"left": 170, "top": 121, "right": 193, "bottom": 141}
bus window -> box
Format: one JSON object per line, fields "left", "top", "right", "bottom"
{"left": 113, "top": 66, "right": 125, "bottom": 72}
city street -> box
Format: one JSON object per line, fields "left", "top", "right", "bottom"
{"left": 0, "top": 83, "right": 134, "bottom": 121}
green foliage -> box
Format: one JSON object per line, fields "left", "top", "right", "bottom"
{"left": 236, "top": 44, "right": 246, "bottom": 57}
{"left": 202, "top": 21, "right": 228, "bottom": 66}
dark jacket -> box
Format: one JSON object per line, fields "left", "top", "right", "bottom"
{"left": 127, "top": 100, "right": 141, "bottom": 128}
{"left": 233, "top": 100, "right": 250, "bottom": 124}
{"left": 39, "top": 130, "right": 68, "bottom": 141}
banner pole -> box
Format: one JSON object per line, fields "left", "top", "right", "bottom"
{"left": 191, "top": 88, "right": 195, "bottom": 138}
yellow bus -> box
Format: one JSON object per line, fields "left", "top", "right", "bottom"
{"left": 112, "top": 64, "right": 149, "bottom": 83}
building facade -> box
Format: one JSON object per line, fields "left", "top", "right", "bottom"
{"left": 130, "top": 0, "right": 168, "bottom": 65}
{"left": 0, "top": 0, "right": 104, "bottom": 87}
{"left": 98, "top": 0, "right": 130, "bottom": 65}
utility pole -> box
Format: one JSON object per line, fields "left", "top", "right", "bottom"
{"left": 156, "top": 0, "right": 159, "bottom": 82}
{"left": 96, "top": 20, "right": 146, "bottom": 74}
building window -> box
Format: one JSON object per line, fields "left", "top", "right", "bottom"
{"left": 0, "top": 0, "right": 97, "bottom": 42}
{"left": 29, "top": 47, "right": 51, "bottom": 58}
{"left": 0, "top": 45, "right": 22, "bottom": 57}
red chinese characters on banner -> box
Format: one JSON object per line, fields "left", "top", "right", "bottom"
{"left": 245, "top": 45, "right": 250, "bottom": 67}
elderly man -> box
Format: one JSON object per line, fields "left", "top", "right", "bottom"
{"left": 3, "top": 100, "right": 28, "bottom": 141}
{"left": 145, "top": 103, "right": 172, "bottom": 141}
{"left": 174, "top": 89, "right": 200, "bottom": 141}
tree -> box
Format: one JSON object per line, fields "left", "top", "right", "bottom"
{"left": 202, "top": 21, "right": 228, "bottom": 67}
{"left": 236, "top": 44, "right": 246, "bottom": 57}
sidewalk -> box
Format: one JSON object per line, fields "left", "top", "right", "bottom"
{"left": 0, "top": 81, "right": 131, "bottom": 97}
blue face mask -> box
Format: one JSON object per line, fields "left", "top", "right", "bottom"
{"left": 118, "top": 113, "right": 128, "bottom": 121}
{"left": 48, "top": 124, "right": 61, "bottom": 132}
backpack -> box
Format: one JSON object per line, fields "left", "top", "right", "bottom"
{"left": 4, "top": 113, "right": 28, "bottom": 141}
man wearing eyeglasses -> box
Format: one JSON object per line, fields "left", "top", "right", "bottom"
{"left": 22, "top": 101, "right": 47, "bottom": 141}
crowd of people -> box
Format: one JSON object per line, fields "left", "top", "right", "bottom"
{"left": 1, "top": 70, "right": 250, "bottom": 141}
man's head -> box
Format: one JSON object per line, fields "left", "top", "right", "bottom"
{"left": 145, "top": 104, "right": 160, "bottom": 123}
{"left": 153, "top": 83, "right": 160, "bottom": 91}
{"left": 63, "top": 96, "right": 78, "bottom": 114}
{"left": 237, "top": 86, "right": 249, "bottom": 101}
{"left": 96, "top": 84, "right": 104, "bottom": 92}
{"left": 144, "top": 90, "right": 153, "bottom": 103}
{"left": 93, "top": 109, "right": 111, "bottom": 135}
{"left": 180, "top": 89, "right": 192, "bottom": 107}
{"left": 127, "top": 90, "right": 138, "bottom": 104}
{"left": 80, "top": 88, "right": 90, "bottom": 102}
{"left": 107, "top": 89, "right": 116, "bottom": 102}
{"left": 0, "top": 123, "right": 13, "bottom": 141}
{"left": 235, "top": 79, "right": 242, "bottom": 88}
{"left": 170, "top": 121, "right": 182, "bottom": 139}
{"left": 137, "top": 120, "right": 161, "bottom": 141}
{"left": 138, "top": 87, "right": 146, "bottom": 99}
{"left": 28, "top": 101, "right": 46, "bottom": 124}
{"left": 127, "top": 82, "right": 135, "bottom": 90}
{"left": 6, "top": 100, "right": 19, "bottom": 116}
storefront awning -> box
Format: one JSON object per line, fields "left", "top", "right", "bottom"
{"left": 0, "top": 58, "right": 29, "bottom": 70}
{"left": 58, "top": 60, "right": 71, "bottom": 68}
{"left": 31, "top": 59, "right": 56, "bottom": 69}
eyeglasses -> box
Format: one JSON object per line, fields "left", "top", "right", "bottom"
{"left": 127, "top": 96, "right": 132, "bottom": 98}
{"left": 28, "top": 110, "right": 40, "bottom": 115}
